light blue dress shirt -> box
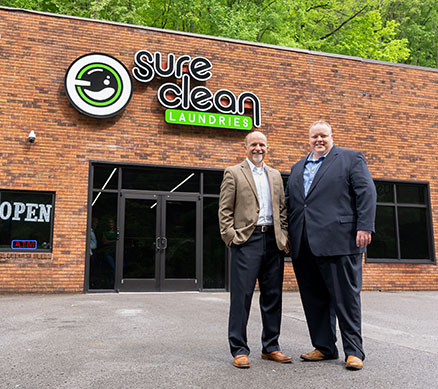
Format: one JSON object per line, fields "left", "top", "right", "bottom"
{"left": 303, "top": 149, "right": 332, "bottom": 196}
{"left": 246, "top": 158, "right": 273, "bottom": 225}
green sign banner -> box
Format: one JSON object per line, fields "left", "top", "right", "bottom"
{"left": 165, "top": 109, "right": 253, "bottom": 130}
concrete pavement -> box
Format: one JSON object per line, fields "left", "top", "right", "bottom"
{"left": 1, "top": 291, "right": 438, "bottom": 388}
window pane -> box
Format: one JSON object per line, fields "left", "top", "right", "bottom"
{"left": 123, "top": 199, "right": 156, "bottom": 279}
{"left": 0, "top": 190, "right": 54, "bottom": 251}
{"left": 203, "top": 171, "right": 224, "bottom": 195}
{"left": 397, "top": 184, "right": 425, "bottom": 205}
{"left": 89, "top": 192, "right": 117, "bottom": 289}
{"left": 367, "top": 205, "right": 397, "bottom": 259}
{"left": 399, "top": 207, "right": 430, "bottom": 260}
{"left": 203, "top": 198, "right": 226, "bottom": 288}
{"left": 93, "top": 166, "right": 118, "bottom": 190}
{"left": 375, "top": 182, "right": 394, "bottom": 203}
{"left": 165, "top": 200, "right": 196, "bottom": 279}
{"left": 123, "top": 167, "right": 200, "bottom": 192}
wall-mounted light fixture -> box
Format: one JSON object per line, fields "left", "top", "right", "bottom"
{"left": 28, "top": 130, "right": 36, "bottom": 143}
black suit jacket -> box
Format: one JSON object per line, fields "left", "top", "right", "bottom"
{"left": 285, "top": 146, "right": 377, "bottom": 259}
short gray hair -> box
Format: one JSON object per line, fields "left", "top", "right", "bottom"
{"left": 245, "top": 131, "right": 267, "bottom": 146}
{"left": 309, "top": 120, "right": 332, "bottom": 134}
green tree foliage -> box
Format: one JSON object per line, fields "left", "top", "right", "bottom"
{"left": 268, "top": 0, "right": 410, "bottom": 62}
{"left": 3, "top": 0, "right": 437, "bottom": 67}
{"left": 2, "top": 0, "right": 151, "bottom": 24}
{"left": 381, "top": 0, "right": 438, "bottom": 67}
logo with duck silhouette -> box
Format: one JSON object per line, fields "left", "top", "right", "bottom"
{"left": 65, "top": 53, "right": 132, "bottom": 118}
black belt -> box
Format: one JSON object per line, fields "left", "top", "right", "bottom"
{"left": 254, "top": 225, "right": 273, "bottom": 232}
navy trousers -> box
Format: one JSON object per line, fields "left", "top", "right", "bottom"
{"left": 293, "top": 234, "right": 365, "bottom": 361}
{"left": 228, "top": 230, "right": 284, "bottom": 356}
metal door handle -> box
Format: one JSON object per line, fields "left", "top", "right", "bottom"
{"left": 155, "top": 237, "right": 161, "bottom": 250}
{"left": 161, "top": 237, "right": 167, "bottom": 249}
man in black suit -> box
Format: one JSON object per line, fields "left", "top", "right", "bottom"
{"left": 285, "top": 120, "right": 376, "bottom": 370}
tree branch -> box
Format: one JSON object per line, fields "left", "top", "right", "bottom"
{"left": 306, "top": 4, "right": 329, "bottom": 12}
{"left": 257, "top": 26, "right": 269, "bottom": 41}
{"left": 319, "top": 5, "right": 368, "bottom": 41}
{"left": 262, "top": 0, "right": 277, "bottom": 12}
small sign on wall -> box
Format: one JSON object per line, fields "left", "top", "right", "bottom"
{"left": 0, "top": 190, "right": 55, "bottom": 252}
{"left": 11, "top": 240, "right": 37, "bottom": 250}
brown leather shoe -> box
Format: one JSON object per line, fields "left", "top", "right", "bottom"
{"left": 300, "top": 349, "right": 335, "bottom": 361}
{"left": 261, "top": 351, "right": 293, "bottom": 363}
{"left": 345, "top": 355, "right": 363, "bottom": 370}
{"left": 233, "top": 354, "right": 250, "bottom": 368}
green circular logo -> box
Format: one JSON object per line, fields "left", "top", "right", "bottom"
{"left": 65, "top": 53, "right": 132, "bottom": 118}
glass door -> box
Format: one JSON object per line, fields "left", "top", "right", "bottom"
{"left": 117, "top": 192, "right": 200, "bottom": 292}
{"left": 117, "top": 193, "right": 158, "bottom": 291}
{"left": 161, "top": 194, "right": 201, "bottom": 291}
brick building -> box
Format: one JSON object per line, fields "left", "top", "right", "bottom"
{"left": 0, "top": 7, "right": 436, "bottom": 293}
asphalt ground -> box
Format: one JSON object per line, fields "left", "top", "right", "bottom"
{"left": 1, "top": 291, "right": 437, "bottom": 388}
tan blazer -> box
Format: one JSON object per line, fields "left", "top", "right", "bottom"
{"left": 218, "top": 160, "right": 288, "bottom": 250}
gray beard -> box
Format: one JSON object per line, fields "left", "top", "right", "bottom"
{"left": 252, "top": 154, "right": 263, "bottom": 164}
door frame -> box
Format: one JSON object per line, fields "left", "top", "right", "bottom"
{"left": 116, "top": 190, "right": 202, "bottom": 292}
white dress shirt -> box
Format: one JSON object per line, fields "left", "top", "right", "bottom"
{"left": 246, "top": 158, "right": 273, "bottom": 225}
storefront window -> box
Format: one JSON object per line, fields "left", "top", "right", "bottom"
{"left": 367, "top": 181, "right": 434, "bottom": 263}
{"left": 203, "top": 170, "right": 224, "bottom": 195}
{"left": 89, "top": 192, "right": 117, "bottom": 289}
{"left": 0, "top": 190, "right": 55, "bottom": 252}
{"left": 122, "top": 167, "right": 200, "bottom": 192}
{"left": 88, "top": 163, "right": 231, "bottom": 292}
{"left": 203, "top": 198, "right": 226, "bottom": 288}
{"left": 93, "top": 165, "right": 119, "bottom": 190}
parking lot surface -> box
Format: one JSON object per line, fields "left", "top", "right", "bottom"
{"left": 1, "top": 291, "right": 437, "bottom": 388}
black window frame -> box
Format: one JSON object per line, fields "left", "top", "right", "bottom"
{"left": 366, "top": 180, "right": 435, "bottom": 264}
{"left": 85, "top": 161, "right": 230, "bottom": 292}
{"left": 0, "top": 189, "right": 55, "bottom": 253}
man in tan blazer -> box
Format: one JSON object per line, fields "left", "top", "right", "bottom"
{"left": 219, "top": 131, "right": 291, "bottom": 368}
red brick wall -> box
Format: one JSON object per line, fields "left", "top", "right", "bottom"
{"left": 0, "top": 8, "right": 437, "bottom": 292}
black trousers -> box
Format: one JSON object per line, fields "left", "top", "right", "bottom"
{"left": 228, "top": 230, "right": 284, "bottom": 356}
{"left": 293, "top": 233, "right": 365, "bottom": 361}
